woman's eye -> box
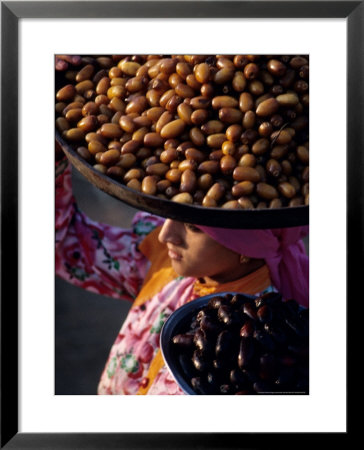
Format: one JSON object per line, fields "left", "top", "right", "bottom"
{"left": 185, "top": 223, "right": 202, "bottom": 232}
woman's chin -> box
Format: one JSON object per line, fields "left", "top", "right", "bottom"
{"left": 171, "top": 262, "right": 204, "bottom": 280}
{"left": 170, "top": 259, "right": 184, "bottom": 273}
{"left": 170, "top": 260, "right": 190, "bottom": 277}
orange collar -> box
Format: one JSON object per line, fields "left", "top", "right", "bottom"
{"left": 192, "top": 264, "right": 271, "bottom": 298}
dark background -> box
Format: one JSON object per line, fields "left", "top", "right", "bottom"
{"left": 55, "top": 167, "right": 309, "bottom": 395}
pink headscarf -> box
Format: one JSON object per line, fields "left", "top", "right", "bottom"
{"left": 197, "top": 224, "right": 309, "bottom": 307}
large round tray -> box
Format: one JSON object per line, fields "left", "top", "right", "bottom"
{"left": 57, "top": 133, "right": 308, "bottom": 229}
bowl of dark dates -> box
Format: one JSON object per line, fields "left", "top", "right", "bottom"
{"left": 160, "top": 291, "right": 308, "bottom": 395}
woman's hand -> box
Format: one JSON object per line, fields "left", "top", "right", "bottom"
{"left": 55, "top": 55, "right": 82, "bottom": 71}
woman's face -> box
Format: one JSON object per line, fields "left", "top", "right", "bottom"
{"left": 158, "top": 219, "right": 245, "bottom": 283}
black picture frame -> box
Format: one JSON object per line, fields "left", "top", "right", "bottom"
{"left": 1, "top": 1, "right": 360, "bottom": 448}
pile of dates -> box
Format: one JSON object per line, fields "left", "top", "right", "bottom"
{"left": 172, "top": 292, "right": 308, "bottom": 394}
{"left": 56, "top": 55, "right": 309, "bottom": 209}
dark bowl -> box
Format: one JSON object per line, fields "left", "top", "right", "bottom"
{"left": 160, "top": 292, "right": 255, "bottom": 395}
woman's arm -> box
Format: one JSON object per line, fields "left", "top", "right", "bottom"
{"left": 55, "top": 155, "right": 164, "bottom": 302}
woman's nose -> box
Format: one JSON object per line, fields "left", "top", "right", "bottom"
{"left": 158, "top": 219, "right": 184, "bottom": 246}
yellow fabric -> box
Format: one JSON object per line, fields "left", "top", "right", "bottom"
{"left": 135, "top": 227, "right": 272, "bottom": 395}
{"left": 136, "top": 349, "right": 165, "bottom": 395}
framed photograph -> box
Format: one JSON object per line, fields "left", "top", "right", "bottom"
{"left": 1, "top": 1, "right": 360, "bottom": 448}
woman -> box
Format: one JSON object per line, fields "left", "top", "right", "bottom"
{"left": 56, "top": 155, "right": 309, "bottom": 395}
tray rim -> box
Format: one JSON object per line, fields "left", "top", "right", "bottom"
{"left": 56, "top": 132, "right": 309, "bottom": 230}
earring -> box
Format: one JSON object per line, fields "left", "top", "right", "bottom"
{"left": 240, "top": 255, "right": 250, "bottom": 264}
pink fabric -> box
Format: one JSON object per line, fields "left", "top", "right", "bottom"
{"left": 97, "top": 276, "right": 196, "bottom": 395}
{"left": 55, "top": 158, "right": 164, "bottom": 302}
{"left": 197, "top": 225, "right": 309, "bottom": 307}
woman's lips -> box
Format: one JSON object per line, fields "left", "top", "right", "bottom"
{"left": 167, "top": 247, "right": 182, "bottom": 261}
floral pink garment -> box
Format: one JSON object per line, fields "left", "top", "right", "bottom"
{"left": 97, "top": 276, "right": 197, "bottom": 395}
{"left": 55, "top": 157, "right": 164, "bottom": 302}
{"left": 56, "top": 157, "right": 189, "bottom": 394}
